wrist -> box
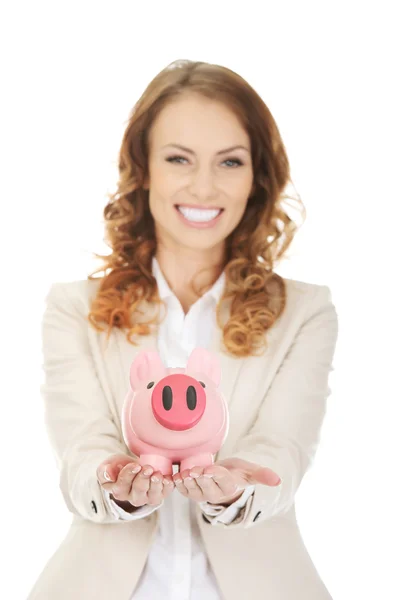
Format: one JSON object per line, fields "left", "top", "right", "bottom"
{"left": 110, "top": 494, "right": 139, "bottom": 513}
{"left": 211, "top": 488, "right": 244, "bottom": 507}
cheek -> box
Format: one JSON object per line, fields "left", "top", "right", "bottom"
{"left": 151, "top": 175, "right": 180, "bottom": 207}
{"left": 148, "top": 189, "right": 171, "bottom": 217}
{"left": 154, "top": 163, "right": 182, "bottom": 190}
{"left": 226, "top": 173, "right": 253, "bottom": 201}
{"left": 224, "top": 199, "right": 249, "bottom": 230}
{"left": 229, "top": 194, "right": 250, "bottom": 216}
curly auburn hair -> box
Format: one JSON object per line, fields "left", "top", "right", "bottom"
{"left": 87, "top": 59, "right": 306, "bottom": 358}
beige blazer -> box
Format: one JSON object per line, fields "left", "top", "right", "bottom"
{"left": 28, "top": 276, "right": 339, "bottom": 600}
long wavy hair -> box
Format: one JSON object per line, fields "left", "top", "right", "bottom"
{"left": 87, "top": 59, "right": 306, "bottom": 358}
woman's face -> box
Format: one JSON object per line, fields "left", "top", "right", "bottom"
{"left": 144, "top": 93, "right": 254, "bottom": 255}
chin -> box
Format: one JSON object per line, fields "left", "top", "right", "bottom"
{"left": 174, "top": 236, "right": 224, "bottom": 250}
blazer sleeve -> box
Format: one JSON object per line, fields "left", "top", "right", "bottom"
{"left": 40, "top": 281, "right": 136, "bottom": 524}
{"left": 203, "top": 284, "right": 339, "bottom": 530}
{"left": 199, "top": 485, "right": 255, "bottom": 525}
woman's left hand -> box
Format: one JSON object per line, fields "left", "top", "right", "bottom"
{"left": 173, "top": 457, "right": 282, "bottom": 506}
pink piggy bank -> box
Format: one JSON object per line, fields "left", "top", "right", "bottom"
{"left": 121, "top": 347, "right": 229, "bottom": 476}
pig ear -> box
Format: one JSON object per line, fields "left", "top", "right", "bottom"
{"left": 129, "top": 350, "right": 167, "bottom": 391}
{"left": 186, "top": 347, "right": 221, "bottom": 387}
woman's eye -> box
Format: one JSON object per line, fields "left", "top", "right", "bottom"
{"left": 166, "top": 155, "right": 243, "bottom": 168}
{"left": 167, "top": 155, "right": 188, "bottom": 165}
{"left": 224, "top": 158, "right": 243, "bottom": 167}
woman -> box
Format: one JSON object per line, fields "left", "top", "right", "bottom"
{"left": 28, "top": 60, "right": 339, "bottom": 600}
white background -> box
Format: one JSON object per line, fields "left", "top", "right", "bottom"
{"left": 1, "top": 1, "right": 399, "bottom": 599}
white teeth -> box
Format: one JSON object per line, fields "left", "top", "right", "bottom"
{"left": 177, "top": 206, "right": 221, "bottom": 222}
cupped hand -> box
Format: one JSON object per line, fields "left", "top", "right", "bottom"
{"left": 173, "top": 457, "right": 282, "bottom": 505}
{"left": 97, "top": 454, "right": 174, "bottom": 507}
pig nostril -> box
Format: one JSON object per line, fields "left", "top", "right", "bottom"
{"left": 147, "top": 382, "right": 154, "bottom": 389}
{"left": 186, "top": 386, "right": 197, "bottom": 410}
{"left": 162, "top": 385, "right": 173, "bottom": 410}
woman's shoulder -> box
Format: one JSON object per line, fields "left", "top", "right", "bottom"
{"left": 281, "top": 275, "right": 334, "bottom": 305}
{"left": 280, "top": 277, "right": 337, "bottom": 330}
{"left": 43, "top": 278, "right": 102, "bottom": 310}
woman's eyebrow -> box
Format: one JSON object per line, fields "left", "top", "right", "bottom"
{"left": 162, "top": 143, "right": 250, "bottom": 155}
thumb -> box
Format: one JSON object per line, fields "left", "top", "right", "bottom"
{"left": 97, "top": 454, "right": 137, "bottom": 483}
{"left": 218, "top": 457, "right": 282, "bottom": 487}
{"left": 250, "top": 465, "right": 282, "bottom": 487}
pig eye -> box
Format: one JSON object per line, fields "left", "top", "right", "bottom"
{"left": 187, "top": 385, "right": 197, "bottom": 410}
{"left": 199, "top": 381, "right": 206, "bottom": 388}
{"left": 162, "top": 385, "right": 173, "bottom": 410}
{"left": 147, "top": 382, "right": 154, "bottom": 389}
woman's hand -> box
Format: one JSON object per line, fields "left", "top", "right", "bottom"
{"left": 97, "top": 454, "right": 174, "bottom": 507}
{"left": 172, "top": 457, "right": 282, "bottom": 506}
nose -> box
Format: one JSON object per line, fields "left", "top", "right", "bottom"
{"left": 188, "top": 164, "right": 218, "bottom": 198}
{"left": 151, "top": 373, "right": 206, "bottom": 431}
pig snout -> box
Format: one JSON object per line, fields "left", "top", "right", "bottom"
{"left": 151, "top": 373, "right": 207, "bottom": 431}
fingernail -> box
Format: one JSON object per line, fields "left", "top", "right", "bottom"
{"left": 103, "top": 470, "right": 113, "bottom": 482}
{"left": 175, "top": 478, "right": 182, "bottom": 484}
{"left": 190, "top": 472, "right": 199, "bottom": 478}
{"left": 203, "top": 473, "right": 214, "bottom": 478}
{"left": 143, "top": 468, "right": 153, "bottom": 476}
{"left": 151, "top": 475, "right": 160, "bottom": 483}
{"left": 131, "top": 465, "right": 141, "bottom": 474}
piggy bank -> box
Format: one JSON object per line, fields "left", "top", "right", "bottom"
{"left": 121, "top": 347, "right": 229, "bottom": 476}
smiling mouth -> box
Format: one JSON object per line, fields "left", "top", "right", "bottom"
{"left": 175, "top": 204, "right": 223, "bottom": 210}
{"left": 174, "top": 205, "right": 224, "bottom": 223}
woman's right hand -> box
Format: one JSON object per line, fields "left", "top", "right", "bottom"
{"left": 96, "top": 454, "right": 175, "bottom": 507}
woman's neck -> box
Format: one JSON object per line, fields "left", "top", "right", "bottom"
{"left": 154, "top": 248, "right": 224, "bottom": 314}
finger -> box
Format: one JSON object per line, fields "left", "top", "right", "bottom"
{"left": 252, "top": 466, "right": 282, "bottom": 486}
{"left": 111, "top": 462, "right": 142, "bottom": 501}
{"left": 182, "top": 468, "right": 217, "bottom": 502}
{"left": 97, "top": 465, "right": 113, "bottom": 485}
{"left": 97, "top": 462, "right": 120, "bottom": 485}
{"left": 162, "top": 476, "right": 175, "bottom": 498}
{"left": 128, "top": 464, "right": 153, "bottom": 505}
{"left": 172, "top": 472, "right": 189, "bottom": 497}
{"left": 181, "top": 471, "right": 204, "bottom": 501}
{"left": 188, "top": 466, "right": 209, "bottom": 498}
{"left": 195, "top": 473, "right": 222, "bottom": 503}
{"left": 203, "top": 466, "right": 241, "bottom": 497}
{"left": 239, "top": 465, "right": 281, "bottom": 486}
{"left": 217, "top": 458, "right": 281, "bottom": 486}
{"left": 188, "top": 466, "right": 204, "bottom": 479}
{"left": 98, "top": 465, "right": 125, "bottom": 492}
{"left": 147, "top": 472, "right": 164, "bottom": 505}
{"left": 97, "top": 455, "right": 136, "bottom": 484}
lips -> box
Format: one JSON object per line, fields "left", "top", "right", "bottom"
{"left": 174, "top": 204, "right": 224, "bottom": 211}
